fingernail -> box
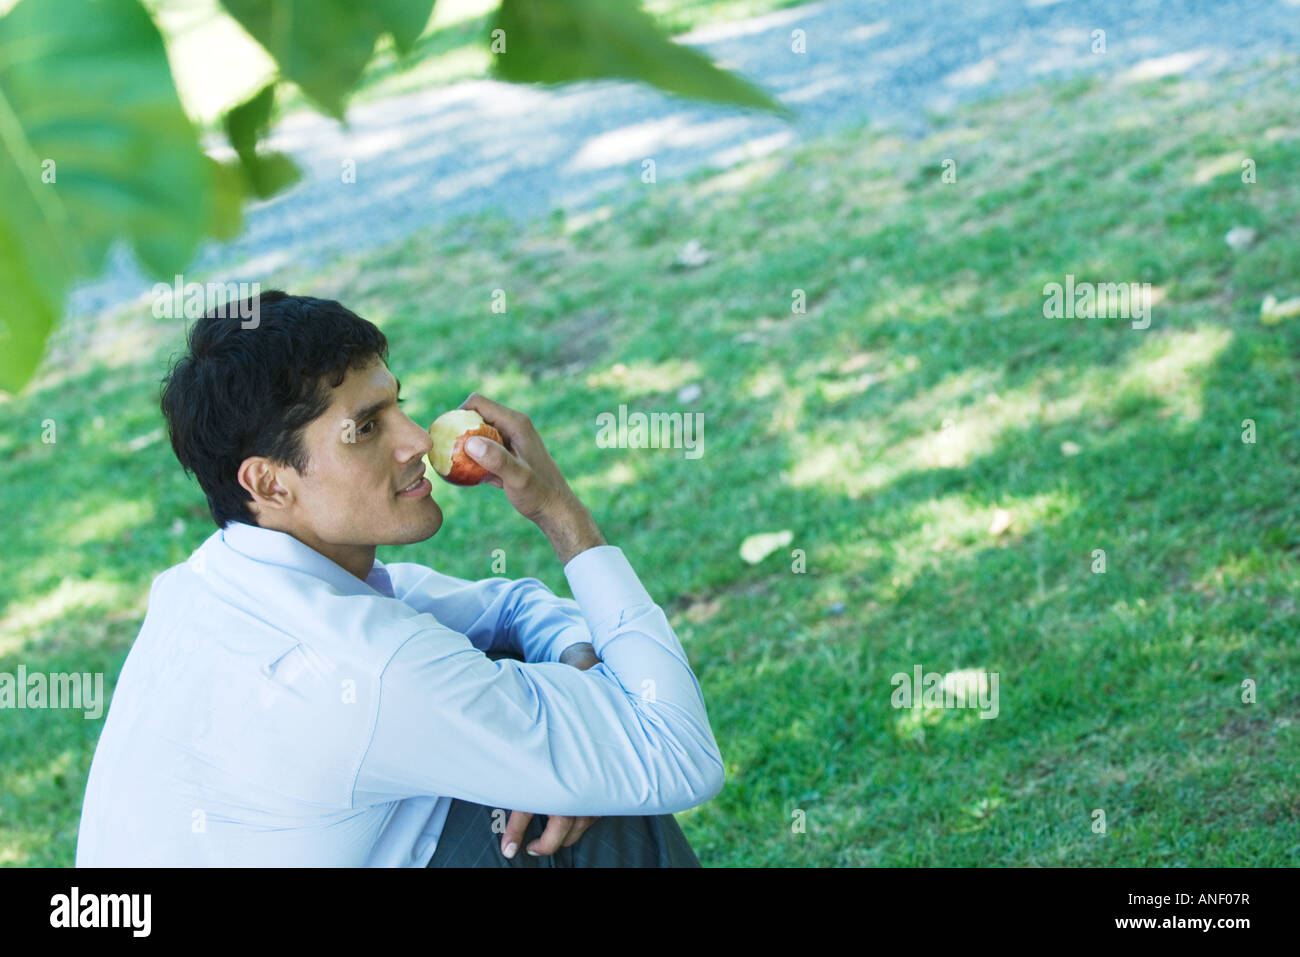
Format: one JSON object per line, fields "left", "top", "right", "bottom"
{"left": 466, "top": 437, "right": 486, "bottom": 457}
{"left": 503, "top": 842, "right": 517, "bottom": 859}
{"left": 526, "top": 849, "right": 539, "bottom": 857}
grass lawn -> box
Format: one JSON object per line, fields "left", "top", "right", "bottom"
{"left": 2, "top": 51, "right": 1298, "bottom": 866}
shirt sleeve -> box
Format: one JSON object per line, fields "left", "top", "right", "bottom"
{"left": 352, "top": 546, "right": 725, "bottom": 816}
{"left": 383, "top": 562, "right": 592, "bottom": 664}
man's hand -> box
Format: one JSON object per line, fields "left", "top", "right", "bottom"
{"left": 499, "top": 640, "right": 603, "bottom": 859}
{"left": 500, "top": 810, "right": 599, "bottom": 860}
{"left": 457, "top": 393, "right": 606, "bottom": 564}
{"left": 456, "top": 393, "right": 584, "bottom": 523}
{"left": 558, "top": 641, "right": 601, "bottom": 671}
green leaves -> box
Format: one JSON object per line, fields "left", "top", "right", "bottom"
{"left": 217, "top": 0, "right": 787, "bottom": 120}
{"left": 224, "top": 83, "right": 301, "bottom": 199}
{"left": 0, "top": 0, "right": 208, "bottom": 392}
{"left": 371, "top": 0, "right": 437, "bottom": 55}
{"left": 217, "top": 0, "right": 438, "bottom": 119}
{"left": 0, "top": 0, "right": 791, "bottom": 392}
{"left": 492, "top": 0, "right": 789, "bottom": 116}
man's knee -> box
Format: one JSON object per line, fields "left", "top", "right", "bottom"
{"left": 562, "top": 812, "right": 701, "bottom": 868}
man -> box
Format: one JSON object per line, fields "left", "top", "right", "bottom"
{"left": 75, "top": 291, "right": 723, "bottom": 867}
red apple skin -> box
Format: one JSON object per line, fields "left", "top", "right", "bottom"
{"left": 444, "top": 423, "right": 503, "bottom": 485}
{"left": 428, "top": 411, "right": 503, "bottom": 486}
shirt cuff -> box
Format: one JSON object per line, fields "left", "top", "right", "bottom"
{"left": 562, "top": 545, "right": 654, "bottom": 636}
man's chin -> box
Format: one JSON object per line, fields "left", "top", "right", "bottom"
{"left": 387, "top": 500, "right": 443, "bottom": 545}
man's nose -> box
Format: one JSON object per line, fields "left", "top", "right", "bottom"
{"left": 402, "top": 415, "right": 434, "bottom": 460}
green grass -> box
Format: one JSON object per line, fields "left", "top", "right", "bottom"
{"left": 3, "top": 52, "right": 1299, "bottom": 866}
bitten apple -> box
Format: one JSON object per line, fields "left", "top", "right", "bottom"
{"left": 427, "top": 409, "right": 503, "bottom": 486}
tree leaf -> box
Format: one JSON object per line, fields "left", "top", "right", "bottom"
{"left": 223, "top": 82, "right": 301, "bottom": 199}
{"left": 205, "top": 157, "right": 246, "bottom": 242}
{"left": 371, "top": 0, "right": 435, "bottom": 55}
{"left": 0, "top": 0, "right": 209, "bottom": 392}
{"left": 246, "top": 151, "right": 301, "bottom": 198}
{"left": 218, "top": 0, "right": 436, "bottom": 118}
{"left": 225, "top": 82, "right": 277, "bottom": 161}
{"left": 739, "top": 529, "right": 794, "bottom": 564}
{"left": 492, "top": 0, "right": 790, "bottom": 117}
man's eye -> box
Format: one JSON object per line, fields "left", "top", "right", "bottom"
{"left": 359, "top": 421, "right": 376, "bottom": 436}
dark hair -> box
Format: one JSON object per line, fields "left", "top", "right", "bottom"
{"left": 160, "top": 290, "right": 389, "bottom": 528}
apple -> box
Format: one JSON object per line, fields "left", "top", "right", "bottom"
{"left": 427, "top": 409, "right": 503, "bottom": 486}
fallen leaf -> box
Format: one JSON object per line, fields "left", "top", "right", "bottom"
{"left": 739, "top": 529, "right": 794, "bottom": 564}
{"left": 1225, "top": 226, "right": 1257, "bottom": 250}
{"left": 1261, "top": 294, "right": 1300, "bottom": 325}
{"left": 672, "top": 239, "right": 712, "bottom": 269}
{"left": 988, "top": 508, "right": 1015, "bottom": 536}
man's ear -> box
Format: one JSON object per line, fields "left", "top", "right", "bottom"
{"left": 238, "top": 456, "right": 295, "bottom": 514}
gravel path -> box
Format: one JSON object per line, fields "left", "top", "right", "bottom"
{"left": 70, "top": 0, "right": 1300, "bottom": 317}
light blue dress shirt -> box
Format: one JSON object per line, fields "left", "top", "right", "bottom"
{"left": 75, "top": 521, "right": 724, "bottom": 866}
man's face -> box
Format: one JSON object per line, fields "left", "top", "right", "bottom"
{"left": 252, "top": 357, "right": 442, "bottom": 554}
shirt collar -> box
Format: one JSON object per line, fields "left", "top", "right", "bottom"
{"left": 218, "top": 521, "right": 395, "bottom": 599}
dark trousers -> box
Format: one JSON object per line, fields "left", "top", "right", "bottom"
{"left": 426, "top": 647, "right": 702, "bottom": 868}
{"left": 426, "top": 797, "right": 701, "bottom": 867}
